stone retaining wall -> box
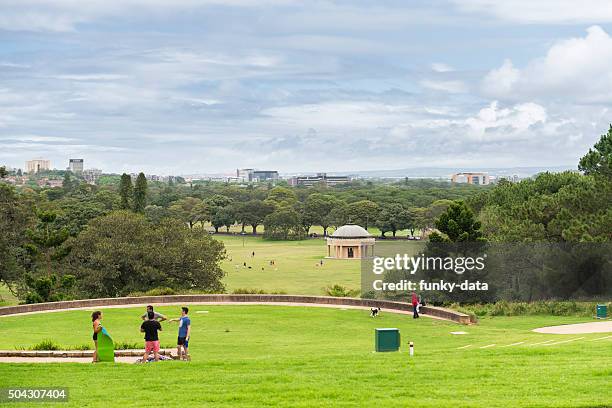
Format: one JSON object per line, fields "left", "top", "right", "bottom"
{"left": 0, "top": 295, "right": 472, "bottom": 324}
{"left": 0, "top": 349, "right": 174, "bottom": 358}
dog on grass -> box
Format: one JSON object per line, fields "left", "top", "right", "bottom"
{"left": 370, "top": 307, "right": 381, "bottom": 317}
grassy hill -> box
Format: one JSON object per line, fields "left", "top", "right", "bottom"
{"left": 0, "top": 305, "right": 609, "bottom": 407}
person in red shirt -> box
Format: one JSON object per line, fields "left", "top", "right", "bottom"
{"left": 411, "top": 292, "right": 419, "bottom": 319}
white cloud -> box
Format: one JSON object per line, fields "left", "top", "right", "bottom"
{"left": 431, "top": 63, "right": 454, "bottom": 73}
{"left": 0, "top": 0, "right": 297, "bottom": 32}
{"left": 421, "top": 79, "right": 467, "bottom": 93}
{"left": 481, "top": 59, "right": 519, "bottom": 97}
{"left": 452, "top": 0, "right": 612, "bottom": 24}
{"left": 0, "top": 135, "right": 75, "bottom": 143}
{"left": 465, "top": 101, "right": 547, "bottom": 139}
{"left": 482, "top": 26, "right": 612, "bottom": 102}
{"left": 54, "top": 74, "right": 128, "bottom": 81}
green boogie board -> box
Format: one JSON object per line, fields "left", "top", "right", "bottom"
{"left": 97, "top": 327, "right": 115, "bottom": 362}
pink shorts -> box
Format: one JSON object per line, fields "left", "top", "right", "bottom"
{"left": 145, "top": 340, "right": 160, "bottom": 353}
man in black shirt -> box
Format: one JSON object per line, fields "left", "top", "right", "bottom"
{"left": 140, "top": 311, "right": 162, "bottom": 362}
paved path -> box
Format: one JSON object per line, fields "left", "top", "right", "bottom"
{"left": 0, "top": 356, "right": 141, "bottom": 363}
{"left": 533, "top": 321, "right": 612, "bottom": 334}
{"left": 0, "top": 301, "right": 445, "bottom": 320}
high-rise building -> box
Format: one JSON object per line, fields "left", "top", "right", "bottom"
{"left": 236, "top": 168, "right": 254, "bottom": 182}
{"left": 68, "top": 159, "right": 84, "bottom": 173}
{"left": 26, "top": 159, "right": 51, "bottom": 174}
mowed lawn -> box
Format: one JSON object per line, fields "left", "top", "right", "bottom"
{"left": 219, "top": 235, "right": 364, "bottom": 294}
{"left": 0, "top": 305, "right": 610, "bottom": 407}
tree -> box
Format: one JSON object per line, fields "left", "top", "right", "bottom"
{"left": 424, "top": 199, "right": 454, "bottom": 230}
{"left": 64, "top": 211, "right": 226, "bottom": 297}
{"left": 430, "top": 201, "right": 484, "bottom": 242}
{"left": 0, "top": 184, "right": 32, "bottom": 293}
{"left": 22, "top": 273, "right": 75, "bottom": 304}
{"left": 407, "top": 207, "right": 426, "bottom": 237}
{"left": 144, "top": 205, "right": 171, "bottom": 224}
{"left": 328, "top": 202, "right": 349, "bottom": 228}
{"left": 53, "top": 198, "right": 108, "bottom": 236}
{"left": 27, "top": 210, "right": 70, "bottom": 276}
{"left": 119, "top": 173, "right": 133, "bottom": 210}
{"left": 95, "top": 190, "right": 121, "bottom": 210}
{"left": 206, "top": 195, "right": 234, "bottom": 232}
{"left": 211, "top": 207, "right": 235, "bottom": 233}
{"left": 375, "top": 203, "right": 413, "bottom": 237}
{"left": 263, "top": 208, "right": 305, "bottom": 240}
{"left": 235, "top": 200, "right": 274, "bottom": 234}
{"left": 62, "top": 172, "right": 73, "bottom": 193}
{"left": 0, "top": 166, "right": 8, "bottom": 179}
{"left": 579, "top": 124, "right": 612, "bottom": 176}
{"left": 346, "top": 200, "right": 380, "bottom": 229}
{"left": 304, "top": 194, "right": 342, "bottom": 236}
{"left": 265, "top": 187, "right": 297, "bottom": 208}
{"left": 169, "top": 197, "right": 209, "bottom": 229}
{"left": 205, "top": 194, "right": 233, "bottom": 209}
{"left": 133, "top": 172, "right": 148, "bottom": 213}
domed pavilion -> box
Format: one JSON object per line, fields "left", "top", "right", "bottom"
{"left": 326, "top": 224, "right": 375, "bottom": 259}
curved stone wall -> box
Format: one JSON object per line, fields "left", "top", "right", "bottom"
{"left": 0, "top": 295, "right": 472, "bottom": 324}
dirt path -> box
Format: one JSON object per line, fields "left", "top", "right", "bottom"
{"left": 533, "top": 321, "right": 612, "bottom": 334}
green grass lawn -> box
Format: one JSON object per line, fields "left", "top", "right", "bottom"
{"left": 219, "top": 235, "right": 362, "bottom": 294}
{"left": 0, "top": 305, "right": 610, "bottom": 407}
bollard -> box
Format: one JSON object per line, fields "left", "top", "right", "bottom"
{"left": 409, "top": 341, "right": 414, "bottom": 357}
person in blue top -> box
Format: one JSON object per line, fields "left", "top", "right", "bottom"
{"left": 169, "top": 307, "right": 191, "bottom": 361}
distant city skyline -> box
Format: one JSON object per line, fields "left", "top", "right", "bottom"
{"left": 2, "top": 1, "right": 612, "bottom": 174}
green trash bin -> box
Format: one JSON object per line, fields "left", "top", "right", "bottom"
{"left": 596, "top": 304, "right": 607, "bottom": 319}
{"left": 375, "top": 328, "right": 400, "bottom": 352}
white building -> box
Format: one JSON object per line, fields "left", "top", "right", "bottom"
{"left": 451, "top": 172, "right": 490, "bottom": 185}
{"left": 26, "top": 159, "right": 51, "bottom": 174}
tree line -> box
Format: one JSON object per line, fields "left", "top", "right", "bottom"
{"left": 1, "top": 125, "right": 609, "bottom": 304}
{"left": 0, "top": 168, "right": 479, "bottom": 303}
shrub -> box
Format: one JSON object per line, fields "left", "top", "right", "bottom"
{"left": 113, "top": 341, "right": 140, "bottom": 350}
{"left": 232, "top": 288, "right": 287, "bottom": 295}
{"left": 324, "top": 284, "right": 359, "bottom": 298}
{"left": 29, "top": 339, "right": 62, "bottom": 351}
{"left": 449, "top": 301, "right": 610, "bottom": 317}
{"left": 128, "top": 287, "right": 177, "bottom": 297}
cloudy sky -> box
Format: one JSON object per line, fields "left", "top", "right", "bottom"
{"left": 1, "top": 0, "right": 612, "bottom": 175}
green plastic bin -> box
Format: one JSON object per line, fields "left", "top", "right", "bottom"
{"left": 596, "top": 304, "right": 607, "bottom": 319}
{"left": 375, "top": 328, "right": 400, "bottom": 352}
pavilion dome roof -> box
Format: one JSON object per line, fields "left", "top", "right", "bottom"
{"left": 330, "top": 224, "right": 371, "bottom": 238}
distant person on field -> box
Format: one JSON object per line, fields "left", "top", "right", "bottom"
{"left": 169, "top": 307, "right": 191, "bottom": 361}
{"left": 411, "top": 292, "right": 419, "bottom": 319}
{"left": 140, "top": 311, "right": 163, "bottom": 362}
{"left": 91, "top": 311, "right": 103, "bottom": 363}
{"left": 141, "top": 305, "right": 166, "bottom": 322}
